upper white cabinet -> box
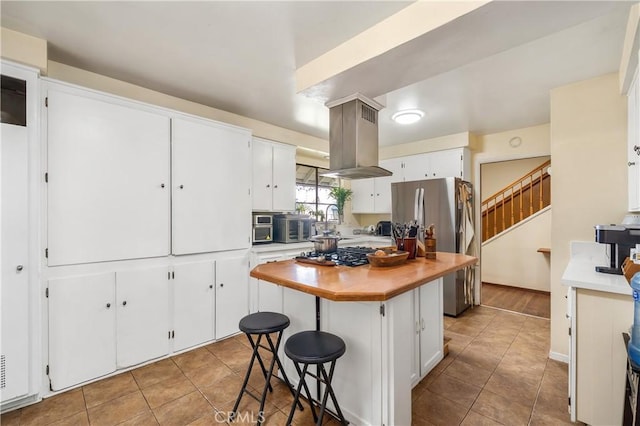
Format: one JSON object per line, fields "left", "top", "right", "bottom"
{"left": 46, "top": 86, "right": 171, "bottom": 266}
{"left": 172, "top": 118, "right": 251, "bottom": 254}
{"left": 628, "top": 69, "right": 640, "bottom": 211}
{"left": 252, "top": 138, "right": 296, "bottom": 212}
{"left": 350, "top": 149, "right": 469, "bottom": 214}
{"left": 351, "top": 159, "right": 397, "bottom": 214}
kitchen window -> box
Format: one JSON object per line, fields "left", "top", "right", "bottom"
{"left": 295, "top": 164, "right": 339, "bottom": 222}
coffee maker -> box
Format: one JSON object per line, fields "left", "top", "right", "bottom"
{"left": 594, "top": 224, "right": 640, "bottom": 274}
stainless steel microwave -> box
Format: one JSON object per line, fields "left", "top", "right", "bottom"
{"left": 273, "top": 214, "right": 313, "bottom": 243}
{"left": 252, "top": 214, "right": 273, "bottom": 244}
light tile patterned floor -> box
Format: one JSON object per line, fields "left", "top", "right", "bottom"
{"left": 2, "top": 306, "right": 574, "bottom": 425}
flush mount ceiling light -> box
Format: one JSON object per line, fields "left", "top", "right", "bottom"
{"left": 391, "top": 109, "right": 424, "bottom": 125}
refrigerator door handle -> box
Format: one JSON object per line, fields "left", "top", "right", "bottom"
{"left": 418, "top": 188, "right": 424, "bottom": 228}
{"left": 414, "top": 188, "right": 420, "bottom": 223}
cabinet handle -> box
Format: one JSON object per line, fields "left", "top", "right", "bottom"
{"left": 416, "top": 321, "right": 420, "bottom": 335}
{"left": 630, "top": 162, "right": 636, "bottom": 167}
{"left": 106, "top": 303, "right": 111, "bottom": 308}
{"left": 209, "top": 284, "right": 213, "bottom": 289}
{"left": 160, "top": 183, "right": 165, "bottom": 188}
{"left": 421, "top": 318, "right": 425, "bottom": 331}
{"left": 179, "top": 185, "right": 184, "bottom": 189}
{"left": 16, "top": 265, "right": 23, "bottom": 272}
{"left": 376, "top": 193, "right": 380, "bottom": 196}
{"left": 370, "top": 193, "right": 374, "bottom": 197}
{"left": 266, "top": 260, "right": 277, "bottom": 263}
{"left": 266, "top": 184, "right": 271, "bottom": 188}
{"left": 274, "top": 184, "right": 278, "bottom": 188}
{"left": 635, "top": 145, "right": 640, "bottom": 155}
{"left": 122, "top": 301, "right": 127, "bottom": 306}
{"left": 220, "top": 283, "right": 224, "bottom": 288}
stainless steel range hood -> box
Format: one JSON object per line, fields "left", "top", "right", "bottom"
{"left": 321, "top": 94, "right": 392, "bottom": 180}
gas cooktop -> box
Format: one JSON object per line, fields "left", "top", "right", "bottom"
{"left": 299, "top": 246, "right": 377, "bottom": 267}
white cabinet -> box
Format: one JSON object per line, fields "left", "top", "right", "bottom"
{"left": 48, "top": 273, "right": 117, "bottom": 391}
{"left": 569, "top": 288, "right": 632, "bottom": 425}
{"left": 411, "top": 279, "right": 444, "bottom": 386}
{"left": 350, "top": 159, "right": 397, "bottom": 214}
{"left": 115, "top": 267, "right": 170, "bottom": 368}
{"left": 350, "top": 150, "right": 469, "bottom": 214}
{"left": 215, "top": 257, "right": 250, "bottom": 339}
{"left": 48, "top": 267, "right": 170, "bottom": 390}
{"left": 252, "top": 138, "right": 296, "bottom": 212}
{"left": 46, "top": 86, "right": 171, "bottom": 266}
{"left": 173, "top": 261, "right": 215, "bottom": 352}
{"left": 628, "top": 69, "right": 640, "bottom": 211}
{"left": 172, "top": 117, "right": 251, "bottom": 254}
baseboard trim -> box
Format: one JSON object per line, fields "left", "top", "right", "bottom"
{"left": 549, "top": 351, "right": 569, "bottom": 363}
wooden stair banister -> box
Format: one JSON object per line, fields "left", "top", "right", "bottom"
{"left": 482, "top": 160, "right": 551, "bottom": 242}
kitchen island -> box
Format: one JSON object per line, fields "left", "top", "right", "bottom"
{"left": 250, "top": 252, "right": 477, "bottom": 425}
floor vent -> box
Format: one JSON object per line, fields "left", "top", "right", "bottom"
{"left": 1, "top": 354, "right": 6, "bottom": 389}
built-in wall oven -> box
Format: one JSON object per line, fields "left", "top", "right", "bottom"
{"left": 273, "top": 214, "right": 313, "bottom": 243}
{"left": 252, "top": 214, "right": 273, "bottom": 244}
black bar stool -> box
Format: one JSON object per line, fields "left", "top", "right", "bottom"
{"left": 284, "top": 330, "right": 348, "bottom": 426}
{"left": 231, "top": 312, "right": 302, "bottom": 424}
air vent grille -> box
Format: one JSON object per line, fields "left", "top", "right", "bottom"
{"left": 361, "top": 103, "right": 376, "bottom": 124}
{"left": 1, "top": 354, "right": 6, "bottom": 389}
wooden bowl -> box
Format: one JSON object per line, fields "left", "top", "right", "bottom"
{"left": 366, "top": 251, "right": 409, "bottom": 267}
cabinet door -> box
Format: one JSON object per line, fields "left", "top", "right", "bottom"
{"left": 1, "top": 123, "right": 30, "bottom": 400}
{"left": 430, "top": 149, "right": 464, "bottom": 179}
{"left": 419, "top": 279, "right": 443, "bottom": 376}
{"left": 383, "top": 157, "right": 405, "bottom": 184}
{"left": 48, "top": 273, "right": 116, "bottom": 391}
{"left": 173, "top": 261, "right": 214, "bottom": 352}
{"left": 252, "top": 138, "right": 273, "bottom": 210}
{"left": 116, "top": 267, "right": 169, "bottom": 368}
{"left": 215, "top": 256, "right": 249, "bottom": 339}
{"left": 47, "top": 88, "right": 170, "bottom": 266}
{"left": 351, "top": 178, "right": 376, "bottom": 213}
{"left": 628, "top": 72, "right": 640, "bottom": 211}
{"left": 272, "top": 143, "right": 297, "bottom": 212}
{"left": 172, "top": 118, "right": 251, "bottom": 254}
{"left": 374, "top": 176, "right": 393, "bottom": 214}
{"left": 402, "top": 153, "right": 431, "bottom": 182}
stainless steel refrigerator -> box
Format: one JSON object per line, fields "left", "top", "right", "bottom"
{"left": 391, "top": 177, "right": 475, "bottom": 316}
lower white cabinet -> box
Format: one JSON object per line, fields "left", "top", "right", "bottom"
{"left": 116, "top": 267, "right": 170, "bottom": 369}
{"left": 215, "top": 257, "right": 249, "bottom": 339}
{"left": 49, "top": 267, "right": 170, "bottom": 390}
{"left": 411, "top": 278, "right": 444, "bottom": 386}
{"left": 48, "top": 273, "right": 117, "bottom": 391}
{"left": 172, "top": 261, "right": 215, "bottom": 352}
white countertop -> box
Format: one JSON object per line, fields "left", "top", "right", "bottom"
{"left": 251, "top": 235, "right": 393, "bottom": 253}
{"left": 561, "top": 241, "right": 631, "bottom": 296}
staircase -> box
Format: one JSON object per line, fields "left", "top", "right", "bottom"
{"left": 482, "top": 160, "right": 551, "bottom": 242}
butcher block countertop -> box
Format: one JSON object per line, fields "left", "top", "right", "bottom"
{"left": 250, "top": 252, "right": 478, "bottom": 302}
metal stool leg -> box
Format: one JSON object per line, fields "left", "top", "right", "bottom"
{"left": 320, "top": 360, "right": 348, "bottom": 425}
{"left": 246, "top": 333, "right": 273, "bottom": 392}
{"left": 286, "top": 362, "right": 318, "bottom": 426}
{"left": 264, "top": 332, "right": 303, "bottom": 410}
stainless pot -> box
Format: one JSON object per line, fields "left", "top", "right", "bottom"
{"left": 309, "top": 234, "right": 342, "bottom": 253}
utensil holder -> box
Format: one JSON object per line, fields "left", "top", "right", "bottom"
{"left": 403, "top": 238, "right": 417, "bottom": 259}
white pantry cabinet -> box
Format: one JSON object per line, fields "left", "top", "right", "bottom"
{"left": 48, "top": 273, "right": 117, "bottom": 391}
{"left": 172, "top": 118, "right": 251, "bottom": 254}
{"left": 46, "top": 85, "right": 171, "bottom": 266}
{"left": 48, "top": 267, "right": 170, "bottom": 390}
{"left": 628, "top": 69, "right": 640, "bottom": 211}
{"left": 215, "top": 256, "right": 250, "bottom": 339}
{"left": 172, "top": 256, "right": 249, "bottom": 350}
{"left": 172, "top": 261, "right": 215, "bottom": 352}
{"left": 252, "top": 138, "right": 296, "bottom": 212}
{"left": 115, "top": 267, "right": 170, "bottom": 368}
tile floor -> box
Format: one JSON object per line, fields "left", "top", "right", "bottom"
{"left": 1, "top": 306, "right": 574, "bottom": 425}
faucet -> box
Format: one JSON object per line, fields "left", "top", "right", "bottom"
{"left": 324, "top": 204, "right": 338, "bottom": 235}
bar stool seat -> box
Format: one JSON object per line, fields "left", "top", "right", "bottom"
{"left": 285, "top": 330, "right": 348, "bottom": 426}
{"left": 232, "top": 312, "right": 301, "bottom": 425}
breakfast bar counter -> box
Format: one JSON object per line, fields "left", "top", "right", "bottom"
{"left": 251, "top": 252, "right": 477, "bottom": 425}
{"left": 250, "top": 252, "right": 478, "bottom": 301}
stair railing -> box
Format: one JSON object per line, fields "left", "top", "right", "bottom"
{"left": 482, "top": 160, "right": 551, "bottom": 241}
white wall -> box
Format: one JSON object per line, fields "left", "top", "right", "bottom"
{"left": 550, "top": 73, "right": 627, "bottom": 358}
{"left": 481, "top": 209, "right": 551, "bottom": 291}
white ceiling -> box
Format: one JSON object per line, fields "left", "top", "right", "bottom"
{"left": 1, "top": 1, "right": 633, "bottom": 148}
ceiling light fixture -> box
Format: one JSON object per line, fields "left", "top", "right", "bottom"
{"left": 391, "top": 109, "right": 424, "bottom": 125}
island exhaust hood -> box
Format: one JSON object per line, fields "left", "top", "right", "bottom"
{"left": 321, "top": 94, "right": 392, "bottom": 180}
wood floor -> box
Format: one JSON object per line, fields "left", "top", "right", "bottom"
{"left": 481, "top": 282, "right": 550, "bottom": 319}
